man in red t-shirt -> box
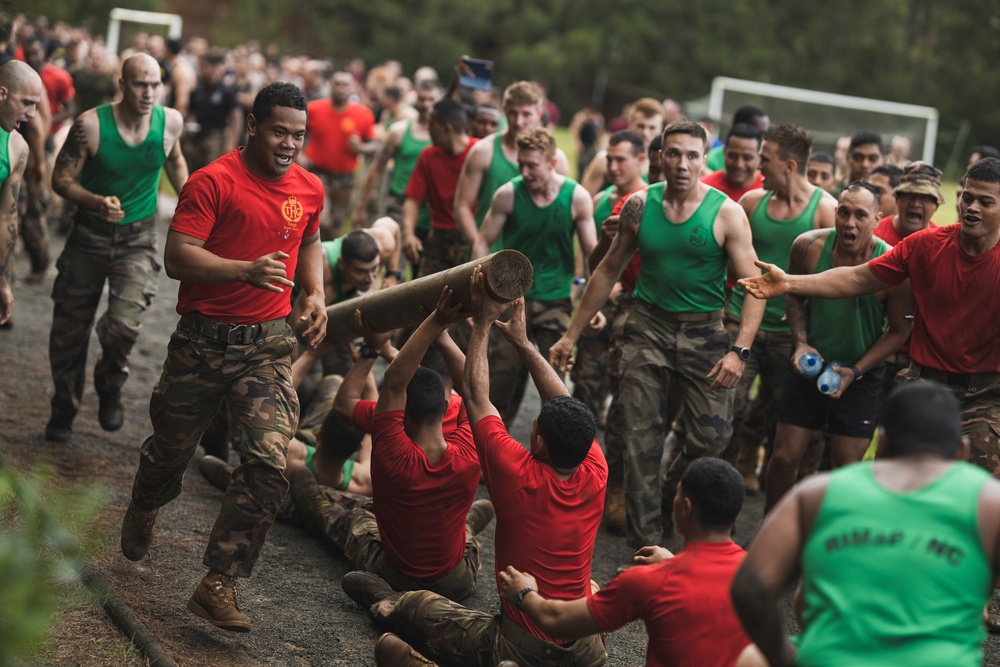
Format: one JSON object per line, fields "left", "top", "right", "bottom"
{"left": 295, "top": 289, "right": 490, "bottom": 603}
{"left": 343, "top": 268, "right": 608, "bottom": 666}
{"left": 402, "top": 97, "right": 477, "bottom": 277}
{"left": 499, "top": 458, "right": 753, "bottom": 667}
{"left": 121, "top": 83, "right": 328, "bottom": 633}
{"left": 303, "top": 70, "right": 377, "bottom": 240}
{"left": 24, "top": 37, "right": 75, "bottom": 134}
{"left": 700, "top": 124, "right": 765, "bottom": 202}
{"left": 739, "top": 157, "right": 1000, "bottom": 479}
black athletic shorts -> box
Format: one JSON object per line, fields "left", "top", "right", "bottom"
{"left": 776, "top": 362, "right": 885, "bottom": 438}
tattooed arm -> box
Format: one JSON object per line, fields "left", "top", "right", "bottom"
{"left": 0, "top": 134, "right": 29, "bottom": 325}
{"left": 51, "top": 111, "right": 123, "bottom": 222}
{"left": 785, "top": 229, "right": 826, "bottom": 373}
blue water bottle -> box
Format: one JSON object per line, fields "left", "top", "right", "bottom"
{"left": 798, "top": 351, "right": 823, "bottom": 378}
{"left": 817, "top": 362, "right": 843, "bottom": 395}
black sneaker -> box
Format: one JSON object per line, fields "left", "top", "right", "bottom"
{"left": 44, "top": 417, "right": 73, "bottom": 442}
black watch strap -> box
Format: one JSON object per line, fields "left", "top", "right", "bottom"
{"left": 385, "top": 269, "right": 403, "bottom": 280}
{"left": 360, "top": 344, "right": 379, "bottom": 359}
{"left": 515, "top": 587, "right": 536, "bottom": 609}
{"left": 850, "top": 364, "right": 863, "bottom": 381}
{"left": 730, "top": 345, "right": 751, "bottom": 361}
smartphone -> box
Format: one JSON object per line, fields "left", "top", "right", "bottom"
{"left": 460, "top": 58, "right": 494, "bottom": 91}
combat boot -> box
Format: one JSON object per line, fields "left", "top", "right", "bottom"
{"left": 120, "top": 503, "right": 158, "bottom": 561}
{"left": 187, "top": 570, "right": 252, "bottom": 632}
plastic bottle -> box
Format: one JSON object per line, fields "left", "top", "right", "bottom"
{"left": 798, "top": 351, "right": 823, "bottom": 378}
{"left": 817, "top": 362, "right": 843, "bottom": 395}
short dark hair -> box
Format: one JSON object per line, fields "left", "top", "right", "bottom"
{"left": 967, "top": 157, "right": 1000, "bottom": 184}
{"left": 808, "top": 151, "right": 835, "bottom": 167}
{"left": 405, "top": 367, "right": 447, "bottom": 426}
{"left": 537, "top": 396, "right": 596, "bottom": 469}
{"left": 418, "top": 79, "right": 442, "bottom": 93}
{"left": 680, "top": 458, "right": 745, "bottom": 530}
{"left": 844, "top": 180, "right": 881, "bottom": 208}
{"left": 200, "top": 50, "right": 226, "bottom": 67}
{"left": 850, "top": 130, "right": 884, "bottom": 154}
{"left": 166, "top": 37, "right": 183, "bottom": 56}
{"left": 419, "top": 344, "right": 449, "bottom": 384}
{"left": 726, "top": 123, "right": 763, "bottom": 148}
{"left": 382, "top": 85, "right": 401, "bottom": 103}
{"left": 662, "top": 120, "right": 708, "bottom": 152}
{"left": 871, "top": 163, "right": 904, "bottom": 188}
{"left": 319, "top": 410, "right": 366, "bottom": 459}
{"left": 432, "top": 98, "right": 468, "bottom": 133}
{"left": 474, "top": 102, "right": 499, "bottom": 115}
{"left": 341, "top": 230, "right": 379, "bottom": 264}
{"left": 608, "top": 130, "right": 645, "bottom": 156}
{"left": 971, "top": 146, "right": 1000, "bottom": 161}
{"left": 882, "top": 381, "right": 961, "bottom": 458}
{"left": 252, "top": 82, "right": 307, "bottom": 123}
{"left": 764, "top": 124, "right": 813, "bottom": 174}
{"left": 732, "top": 104, "right": 767, "bottom": 126}
{"left": 647, "top": 134, "right": 662, "bottom": 154}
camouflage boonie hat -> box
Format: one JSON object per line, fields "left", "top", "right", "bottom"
{"left": 893, "top": 161, "right": 944, "bottom": 205}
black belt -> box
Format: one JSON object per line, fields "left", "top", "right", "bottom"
{"left": 179, "top": 312, "right": 287, "bottom": 346}
{"left": 639, "top": 301, "right": 723, "bottom": 323}
{"left": 912, "top": 363, "right": 1000, "bottom": 394}
{"left": 76, "top": 215, "right": 155, "bottom": 237}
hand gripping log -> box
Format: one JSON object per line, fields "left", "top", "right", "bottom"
{"left": 322, "top": 250, "right": 533, "bottom": 346}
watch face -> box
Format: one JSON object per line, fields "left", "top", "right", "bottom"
{"left": 736, "top": 347, "right": 750, "bottom": 360}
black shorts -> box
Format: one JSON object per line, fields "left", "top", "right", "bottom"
{"left": 776, "top": 362, "right": 885, "bottom": 438}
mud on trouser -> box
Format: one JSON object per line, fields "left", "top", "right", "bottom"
{"left": 129, "top": 314, "right": 297, "bottom": 578}
{"left": 617, "top": 301, "right": 734, "bottom": 548}
{"left": 417, "top": 228, "right": 470, "bottom": 278}
{"left": 571, "top": 301, "right": 615, "bottom": 420}
{"left": 48, "top": 216, "right": 159, "bottom": 423}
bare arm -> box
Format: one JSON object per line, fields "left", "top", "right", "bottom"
{"left": 472, "top": 183, "right": 513, "bottom": 260}
{"left": 572, "top": 185, "right": 598, "bottom": 266}
{"left": 0, "top": 138, "right": 28, "bottom": 325}
{"left": 162, "top": 109, "right": 189, "bottom": 193}
{"left": 495, "top": 298, "right": 571, "bottom": 402}
{"left": 52, "top": 113, "right": 125, "bottom": 220}
{"left": 497, "top": 566, "right": 601, "bottom": 640}
{"left": 333, "top": 354, "right": 379, "bottom": 423}
{"left": 739, "top": 260, "right": 891, "bottom": 301}
{"left": 172, "top": 63, "right": 195, "bottom": 117}
{"left": 580, "top": 150, "right": 608, "bottom": 196}
{"left": 464, "top": 267, "right": 510, "bottom": 425}
{"left": 454, "top": 140, "right": 490, "bottom": 244}
{"left": 22, "top": 101, "right": 48, "bottom": 191}
{"left": 400, "top": 197, "right": 423, "bottom": 265}
{"left": 294, "top": 232, "right": 328, "bottom": 347}
{"left": 435, "top": 328, "right": 467, "bottom": 395}
{"left": 163, "top": 229, "right": 293, "bottom": 292}
{"left": 785, "top": 231, "right": 826, "bottom": 370}
{"left": 353, "top": 125, "right": 401, "bottom": 225}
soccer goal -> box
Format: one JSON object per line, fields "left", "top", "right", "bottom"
{"left": 705, "top": 76, "right": 939, "bottom": 164}
{"left": 105, "top": 7, "right": 183, "bottom": 57}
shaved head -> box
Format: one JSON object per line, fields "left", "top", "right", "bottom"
{"left": 122, "top": 53, "right": 160, "bottom": 81}
{"left": 0, "top": 60, "right": 42, "bottom": 95}
{"left": 0, "top": 60, "right": 43, "bottom": 132}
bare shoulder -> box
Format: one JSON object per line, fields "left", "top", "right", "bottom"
{"left": 163, "top": 107, "right": 185, "bottom": 137}
{"left": 739, "top": 188, "right": 767, "bottom": 214}
{"left": 491, "top": 180, "right": 515, "bottom": 209}
{"left": 718, "top": 196, "right": 751, "bottom": 234}
{"left": 386, "top": 117, "right": 408, "bottom": 142}
{"left": 8, "top": 129, "right": 27, "bottom": 158}
{"left": 465, "top": 135, "right": 494, "bottom": 166}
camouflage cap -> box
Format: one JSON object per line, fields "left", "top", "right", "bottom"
{"left": 893, "top": 161, "right": 944, "bottom": 205}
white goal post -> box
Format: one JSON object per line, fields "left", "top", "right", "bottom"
{"left": 707, "top": 76, "right": 939, "bottom": 164}
{"left": 106, "top": 8, "right": 183, "bottom": 57}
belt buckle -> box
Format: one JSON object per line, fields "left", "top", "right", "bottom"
{"left": 226, "top": 325, "right": 249, "bottom": 345}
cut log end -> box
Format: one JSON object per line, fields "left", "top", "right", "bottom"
{"left": 483, "top": 250, "right": 533, "bottom": 302}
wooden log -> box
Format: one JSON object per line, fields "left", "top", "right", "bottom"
{"left": 322, "top": 250, "right": 533, "bottom": 345}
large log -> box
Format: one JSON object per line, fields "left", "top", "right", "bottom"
{"left": 322, "top": 250, "right": 533, "bottom": 345}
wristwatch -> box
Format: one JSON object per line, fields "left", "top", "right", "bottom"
{"left": 359, "top": 344, "right": 379, "bottom": 359}
{"left": 730, "top": 345, "right": 751, "bottom": 361}
{"left": 384, "top": 269, "right": 403, "bottom": 281}
{"left": 515, "top": 587, "right": 536, "bottom": 609}
{"left": 850, "top": 364, "right": 863, "bottom": 381}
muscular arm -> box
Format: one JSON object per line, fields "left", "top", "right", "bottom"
{"left": 353, "top": 124, "right": 401, "bottom": 223}
{"left": 378, "top": 303, "right": 454, "bottom": 413}
{"left": 51, "top": 113, "right": 108, "bottom": 213}
{"left": 848, "top": 280, "right": 913, "bottom": 376}
{"left": 785, "top": 231, "right": 826, "bottom": 353}
{"left": 723, "top": 200, "right": 764, "bottom": 349}
{"left": 163, "top": 229, "right": 293, "bottom": 294}
{"left": 0, "top": 139, "right": 28, "bottom": 325}
{"left": 472, "top": 183, "right": 513, "bottom": 260}
{"left": 739, "top": 259, "right": 891, "bottom": 302}
{"left": 814, "top": 191, "right": 838, "bottom": 229}
{"left": 580, "top": 150, "right": 608, "bottom": 196}
{"left": 454, "top": 139, "right": 490, "bottom": 244}
{"left": 572, "top": 185, "right": 598, "bottom": 268}
{"left": 516, "top": 593, "right": 601, "bottom": 640}
{"left": 333, "top": 355, "right": 379, "bottom": 422}
{"left": 52, "top": 97, "right": 75, "bottom": 129}
{"left": 436, "top": 328, "right": 467, "bottom": 396}
{"left": 294, "top": 232, "right": 327, "bottom": 346}
{"left": 554, "top": 148, "right": 570, "bottom": 176}
{"left": 172, "top": 63, "right": 195, "bottom": 117}
{"left": 464, "top": 314, "right": 502, "bottom": 426}
{"left": 163, "top": 109, "right": 189, "bottom": 193}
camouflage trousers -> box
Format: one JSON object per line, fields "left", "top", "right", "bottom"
{"left": 571, "top": 301, "right": 616, "bottom": 420}
{"left": 49, "top": 216, "right": 160, "bottom": 424}
{"left": 418, "top": 228, "right": 469, "bottom": 279}
{"left": 618, "top": 301, "right": 734, "bottom": 548}
{"left": 372, "top": 592, "right": 607, "bottom": 667}
{"left": 290, "top": 476, "right": 482, "bottom": 602}
{"left": 898, "top": 363, "right": 1000, "bottom": 475}
{"left": 602, "top": 296, "right": 634, "bottom": 493}
{"left": 19, "top": 174, "right": 50, "bottom": 275}
{"left": 490, "top": 298, "right": 572, "bottom": 425}
{"left": 129, "top": 313, "right": 298, "bottom": 578}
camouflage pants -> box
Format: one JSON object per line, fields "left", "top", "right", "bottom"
{"left": 291, "top": 477, "right": 482, "bottom": 602}
{"left": 316, "top": 171, "right": 356, "bottom": 241}
{"left": 129, "top": 313, "right": 298, "bottom": 578}
{"left": 618, "top": 302, "right": 734, "bottom": 548}
{"left": 418, "top": 228, "right": 469, "bottom": 279}
{"left": 373, "top": 592, "right": 607, "bottom": 667}
{"left": 295, "top": 373, "right": 343, "bottom": 449}
{"left": 48, "top": 217, "right": 159, "bottom": 424}
{"left": 602, "top": 297, "right": 634, "bottom": 491}
{"left": 571, "top": 301, "right": 616, "bottom": 420}
{"left": 490, "top": 299, "right": 572, "bottom": 425}
{"left": 19, "top": 174, "right": 50, "bottom": 275}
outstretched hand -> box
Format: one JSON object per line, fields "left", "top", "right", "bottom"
{"left": 737, "top": 261, "right": 788, "bottom": 300}
{"left": 494, "top": 297, "right": 529, "bottom": 347}
{"left": 470, "top": 266, "right": 512, "bottom": 328}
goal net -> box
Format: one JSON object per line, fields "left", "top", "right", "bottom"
{"left": 691, "top": 77, "right": 938, "bottom": 164}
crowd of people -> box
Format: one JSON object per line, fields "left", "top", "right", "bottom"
{"left": 2, "top": 12, "right": 1000, "bottom": 667}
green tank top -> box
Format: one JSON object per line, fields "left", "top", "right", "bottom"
{"left": 79, "top": 104, "right": 167, "bottom": 223}
{"left": 475, "top": 135, "right": 518, "bottom": 228}
{"left": 728, "top": 187, "right": 824, "bottom": 331}
{"left": 389, "top": 119, "right": 430, "bottom": 197}
{"left": 504, "top": 176, "right": 577, "bottom": 301}
{"left": 594, "top": 185, "right": 615, "bottom": 236}
{"left": 321, "top": 238, "right": 355, "bottom": 304}
{"left": 633, "top": 183, "right": 729, "bottom": 312}
{"left": 799, "top": 462, "right": 992, "bottom": 667}
{"left": 0, "top": 128, "right": 11, "bottom": 184}
{"left": 706, "top": 144, "right": 724, "bottom": 172}
{"left": 807, "top": 232, "right": 889, "bottom": 365}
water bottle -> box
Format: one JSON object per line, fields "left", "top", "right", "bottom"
{"left": 817, "top": 362, "right": 843, "bottom": 396}
{"left": 798, "top": 351, "right": 823, "bottom": 378}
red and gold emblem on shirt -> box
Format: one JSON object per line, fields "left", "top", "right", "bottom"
{"left": 281, "top": 195, "right": 304, "bottom": 238}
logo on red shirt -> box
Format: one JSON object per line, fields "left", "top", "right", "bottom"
{"left": 282, "top": 195, "right": 303, "bottom": 238}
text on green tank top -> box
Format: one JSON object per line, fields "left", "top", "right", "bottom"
{"left": 475, "top": 134, "right": 518, "bottom": 228}
{"left": 799, "top": 463, "right": 992, "bottom": 667}
{"left": 593, "top": 185, "right": 615, "bottom": 236}
{"left": 389, "top": 119, "right": 430, "bottom": 197}
{"left": 633, "top": 183, "right": 729, "bottom": 313}
{"left": 0, "top": 128, "right": 11, "bottom": 184}
{"left": 504, "top": 176, "right": 577, "bottom": 301}
{"left": 79, "top": 104, "right": 167, "bottom": 223}
{"left": 728, "top": 187, "right": 824, "bottom": 331}
{"left": 806, "top": 232, "right": 888, "bottom": 365}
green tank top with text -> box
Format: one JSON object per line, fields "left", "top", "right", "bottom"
{"left": 728, "top": 187, "right": 824, "bottom": 331}
{"left": 0, "top": 128, "right": 11, "bottom": 184}
{"left": 799, "top": 462, "right": 992, "bottom": 667}
{"left": 79, "top": 104, "right": 166, "bottom": 223}
{"left": 504, "top": 176, "right": 577, "bottom": 301}
{"left": 390, "top": 119, "right": 431, "bottom": 232}
{"left": 633, "top": 183, "right": 729, "bottom": 313}
{"left": 807, "top": 232, "right": 888, "bottom": 365}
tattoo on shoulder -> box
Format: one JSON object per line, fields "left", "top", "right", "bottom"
{"left": 790, "top": 233, "right": 822, "bottom": 270}
{"left": 620, "top": 196, "right": 645, "bottom": 226}
{"left": 55, "top": 118, "right": 88, "bottom": 169}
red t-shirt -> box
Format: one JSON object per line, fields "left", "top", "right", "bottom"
{"left": 40, "top": 64, "right": 75, "bottom": 133}
{"left": 405, "top": 139, "right": 477, "bottom": 230}
{"left": 171, "top": 149, "right": 323, "bottom": 324}
{"left": 587, "top": 541, "right": 751, "bottom": 667}
{"left": 612, "top": 194, "right": 642, "bottom": 293}
{"left": 370, "top": 406, "right": 481, "bottom": 580}
{"left": 868, "top": 224, "right": 1000, "bottom": 373}
{"left": 873, "top": 214, "right": 939, "bottom": 247}
{"left": 304, "top": 100, "right": 375, "bottom": 174}
{"left": 474, "top": 415, "right": 607, "bottom": 641}
{"left": 353, "top": 392, "right": 464, "bottom": 436}
{"left": 700, "top": 169, "right": 763, "bottom": 203}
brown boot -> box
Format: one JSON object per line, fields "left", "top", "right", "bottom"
{"left": 465, "top": 499, "right": 495, "bottom": 536}
{"left": 374, "top": 633, "right": 438, "bottom": 666}
{"left": 603, "top": 479, "right": 626, "bottom": 536}
{"left": 187, "top": 570, "right": 252, "bottom": 632}
{"left": 120, "top": 503, "right": 158, "bottom": 561}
